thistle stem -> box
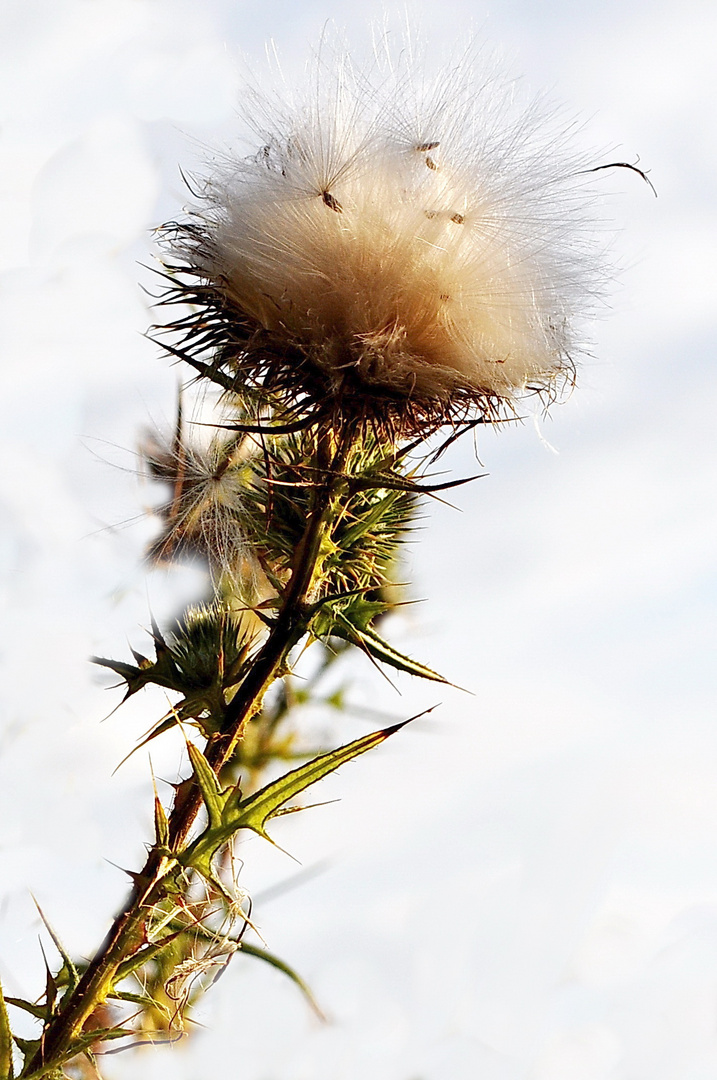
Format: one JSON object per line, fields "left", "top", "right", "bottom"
{"left": 23, "top": 422, "right": 354, "bottom": 1078}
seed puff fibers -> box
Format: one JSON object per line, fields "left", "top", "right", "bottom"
{"left": 159, "top": 36, "right": 609, "bottom": 433}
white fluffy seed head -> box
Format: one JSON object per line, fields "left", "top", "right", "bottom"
{"left": 165, "top": 36, "right": 610, "bottom": 427}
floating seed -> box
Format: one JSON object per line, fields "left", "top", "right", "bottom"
{"left": 322, "top": 190, "right": 343, "bottom": 213}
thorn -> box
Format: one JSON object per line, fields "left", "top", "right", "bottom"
{"left": 271, "top": 799, "right": 340, "bottom": 818}
{"left": 149, "top": 613, "right": 167, "bottom": 649}
{"left": 382, "top": 703, "right": 441, "bottom": 738}
{"left": 103, "top": 859, "right": 144, "bottom": 886}
{"left": 256, "top": 829, "right": 302, "bottom": 865}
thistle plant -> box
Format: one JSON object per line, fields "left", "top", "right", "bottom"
{"left": 0, "top": 35, "right": 640, "bottom": 1080}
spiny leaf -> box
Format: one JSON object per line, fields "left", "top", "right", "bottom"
{"left": 329, "top": 610, "right": 449, "bottom": 684}
{"left": 236, "top": 723, "right": 404, "bottom": 833}
{"left": 310, "top": 591, "right": 448, "bottom": 684}
{"left": 91, "top": 653, "right": 179, "bottom": 700}
{"left": 181, "top": 721, "right": 410, "bottom": 879}
{"left": 0, "top": 975, "right": 13, "bottom": 1080}
{"left": 312, "top": 589, "right": 389, "bottom": 629}
{"left": 34, "top": 901, "right": 79, "bottom": 995}
{"left": 10, "top": 1035, "right": 38, "bottom": 1064}
{"left": 3, "top": 998, "right": 47, "bottom": 1022}
{"left": 185, "top": 741, "right": 228, "bottom": 831}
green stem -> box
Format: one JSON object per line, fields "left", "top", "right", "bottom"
{"left": 22, "top": 422, "right": 354, "bottom": 1078}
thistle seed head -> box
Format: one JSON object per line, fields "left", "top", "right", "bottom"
{"left": 143, "top": 416, "right": 258, "bottom": 587}
{"left": 157, "top": 37, "right": 610, "bottom": 436}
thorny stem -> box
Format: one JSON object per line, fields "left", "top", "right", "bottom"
{"left": 23, "top": 422, "right": 355, "bottom": 1079}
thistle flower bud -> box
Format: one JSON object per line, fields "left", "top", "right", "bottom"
{"left": 157, "top": 37, "right": 609, "bottom": 435}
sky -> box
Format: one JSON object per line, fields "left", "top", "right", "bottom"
{"left": 1, "top": 1, "right": 716, "bottom": 1078}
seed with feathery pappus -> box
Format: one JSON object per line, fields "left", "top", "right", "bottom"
{"left": 156, "top": 37, "right": 612, "bottom": 436}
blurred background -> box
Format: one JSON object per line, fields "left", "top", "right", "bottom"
{"left": 1, "top": 1, "right": 715, "bottom": 1077}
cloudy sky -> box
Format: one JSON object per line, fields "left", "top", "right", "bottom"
{"left": 1, "top": 1, "right": 716, "bottom": 1078}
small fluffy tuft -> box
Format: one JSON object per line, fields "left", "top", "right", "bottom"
{"left": 159, "top": 36, "right": 610, "bottom": 432}
{"left": 143, "top": 419, "right": 256, "bottom": 585}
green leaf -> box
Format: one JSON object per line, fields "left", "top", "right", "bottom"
{"left": 240, "top": 943, "right": 325, "bottom": 1020}
{"left": 310, "top": 590, "right": 449, "bottom": 685}
{"left": 10, "top": 1035, "right": 39, "bottom": 1066}
{"left": 0, "top": 975, "right": 14, "bottom": 1080}
{"left": 312, "top": 589, "right": 389, "bottom": 630}
{"left": 185, "top": 741, "right": 227, "bottom": 832}
{"left": 67, "top": 1026, "right": 134, "bottom": 1051}
{"left": 108, "top": 989, "right": 160, "bottom": 1009}
{"left": 181, "top": 721, "right": 409, "bottom": 880}
{"left": 3, "top": 999, "right": 47, "bottom": 1022}
{"left": 237, "top": 723, "right": 402, "bottom": 834}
